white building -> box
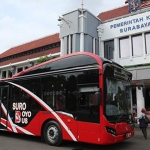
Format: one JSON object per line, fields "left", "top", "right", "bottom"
{"left": 59, "top": 0, "right": 150, "bottom": 117}
{"left": 98, "top": 1, "right": 150, "bottom": 117}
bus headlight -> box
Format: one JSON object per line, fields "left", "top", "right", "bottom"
{"left": 105, "top": 126, "right": 117, "bottom": 136}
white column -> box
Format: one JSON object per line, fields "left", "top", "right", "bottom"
{"left": 6, "top": 70, "right": 9, "bottom": 78}
{"left": 80, "top": 33, "right": 84, "bottom": 52}
{"left": 129, "top": 35, "right": 133, "bottom": 61}
{"left": 114, "top": 38, "right": 119, "bottom": 63}
{"left": 97, "top": 25, "right": 104, "bottom": 56}
{"left": 136, "top": 87, "right": 145, "bottom": 117}
{"left": 100, "top": 41, "right": 104, "bottom": 57}
{"left": 79, "top": 13, "right": 85, "bottom": 52}
{"left": 142, "top": 32, "right": 146, "bottom": 59}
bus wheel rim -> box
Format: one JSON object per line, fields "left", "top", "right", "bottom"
{"left": 47, "top": 125, "right": 59, "bottom": 142}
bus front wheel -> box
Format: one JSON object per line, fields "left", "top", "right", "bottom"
{"left": 43, "top": 120, "right": 62, "bottom": 146}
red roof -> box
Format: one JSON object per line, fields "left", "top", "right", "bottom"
{"left": 98, "top": 0, "right": 150, "bottom": 21}
{"left": 0, "top": 33, "right": 60, "bottom": 67}
{"left": 141, "top": 0, "right": 150, "bottom": 7}
{"left": 0, "top": 47, "right": 60, "bottom": 67}
{"left": 0, "top": 33, "right": 60, "bottom": 58}
{"left": 97, "top": 6, "right": 128, "bottom": 22}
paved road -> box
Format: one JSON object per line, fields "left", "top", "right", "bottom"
{"left": 0, "top": 126, "right": 150, "bottom": 150}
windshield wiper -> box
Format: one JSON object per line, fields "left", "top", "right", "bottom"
{"left": 115, "top": 113, "right": 125, "bottom": 123}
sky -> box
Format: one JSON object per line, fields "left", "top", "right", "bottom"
{"left": 0, "top": 0, "right": 126, "bottom": 54}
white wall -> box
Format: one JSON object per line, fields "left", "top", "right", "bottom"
{"left": 98, "top": 9, "right": 150, "bottom": 67}
{"left": 101, "top": 10, "right": 150, "bottom": 40}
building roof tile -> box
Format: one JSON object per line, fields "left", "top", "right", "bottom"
{"left": 0, "top": 47, "right": 60, "bottom": 67}
{"left": 97, "top": 6, "right": 128, "bottom": 21}
{"left": 98, "top": 0, "right": 150, "bottom": 21}
{"left": 0, "top": 33, "right": 60, "bottom": 58}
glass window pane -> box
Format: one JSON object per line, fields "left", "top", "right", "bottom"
{"left": 104, "top": 40, "right": 114, "bottom": 60}
{"left": 119, "top": 38, "right": 130, "bottom": 58}
{"left": 146, "top": 33, "right": 150, "bottom": 54}
{"left": 22, "top": 55, "right": 98, "bottom": 76}
{"left": 132, "top": 35, "right": 143, "bottom": 56}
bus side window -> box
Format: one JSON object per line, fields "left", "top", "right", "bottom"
{"left": 55, "top": 93, "right": 66, "bottom": 110}
{"left": 79, "top": 94, "right": 87, "bottom": 106}
{"left": 66, "top": 93, "right": 77, "bottom": 111}
{"left": 77, "top": 92, "right": 100, "bottom": 123}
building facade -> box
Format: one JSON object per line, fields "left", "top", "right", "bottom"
{"left": 1, "top": 0, "right": 150, "bottom": 116}
{"left": 0, "top": 33, "right": 60, "bottom": 78}
{"left": 59, "top": 9, "right": 100, "bottom": 56}
{"left": 58, "top": 0, "right": 150, "bottom": 116}
{"left": 97, "top": 0, "right": 150, "bottom": 117}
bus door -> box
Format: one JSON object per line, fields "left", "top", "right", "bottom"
{"left": 0, "top": 86, "right": 9, "bottom": 130}
{"left": 77, "top": 87, "right": 100, "bottom": 144}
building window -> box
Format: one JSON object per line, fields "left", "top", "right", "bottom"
{"left": 2, "top": 71, "right": 6, "bottom": 78}
{"left": 104, "top": 40, "right": 114, "bottom": 60}
{"left": 70, "top": 35, "right": 73, "bottom": 53}
{"left": 95, "top": 39, "right": 99, "bottom": 55}
{"left": 17, "top": 67, "right": 23, "bottom": 73}
{"left": 24, "top": 66, "right": 28, "bottom": 70}
{"left": 132, "top": 34, "right": 143, "bottom": 56}
{"left": 48, "top": 45, "right": 51, "bottom": 49}
{"left": 56, "top": 42, "right": 60, "bottom": 47}
{"left": 145, "top": 33, "right": 150, "bottom": 54}
{"left": 8, "top": 70, "right": 12, "bottom": 78}
{"left": 119, "top": 37, "right": 130, "bottom": 58}
{"left": 67, "top": 36, "right": 69, "bottom": 54}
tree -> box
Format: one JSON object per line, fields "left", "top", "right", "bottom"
{"left": 37, "top": 55, "right": 54, "bottom": 64}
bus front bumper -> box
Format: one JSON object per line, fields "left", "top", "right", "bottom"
{"left": 101, "top": 129, "right": 134, "bottom": 145}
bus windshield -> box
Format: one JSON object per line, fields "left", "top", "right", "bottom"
{"left": 103, "top": 64, "right": 132, "bottom": 123}
{"left": 105, "top": 78, "right": 131, "bottom": 116}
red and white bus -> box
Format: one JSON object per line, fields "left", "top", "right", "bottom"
{"left": 0, "top": 52, "right": 135, "bottom": 146}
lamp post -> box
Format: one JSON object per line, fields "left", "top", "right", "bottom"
{"left": 58, "top": 16, "right": 72, "bottom": 28}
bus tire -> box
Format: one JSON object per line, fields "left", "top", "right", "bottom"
{"left": 43, "top": 120, "right": 62, "bottom": 146}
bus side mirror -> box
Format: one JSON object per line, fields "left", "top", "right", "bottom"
{"left": 95, "top": 88, "right": 100, "bottom": 105}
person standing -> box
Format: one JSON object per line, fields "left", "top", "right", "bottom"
{"left": 133, "top": 104, "right": 137, "bottom": 117}
{"left": 135, "top": 108, "right": 148, "bottom": 140}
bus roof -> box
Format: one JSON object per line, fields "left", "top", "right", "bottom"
{"left": 1, "top": 52, "right": 127, "bottom": 80}
{"left": 13, "top": 52, "right": 102, "bottom": 77}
